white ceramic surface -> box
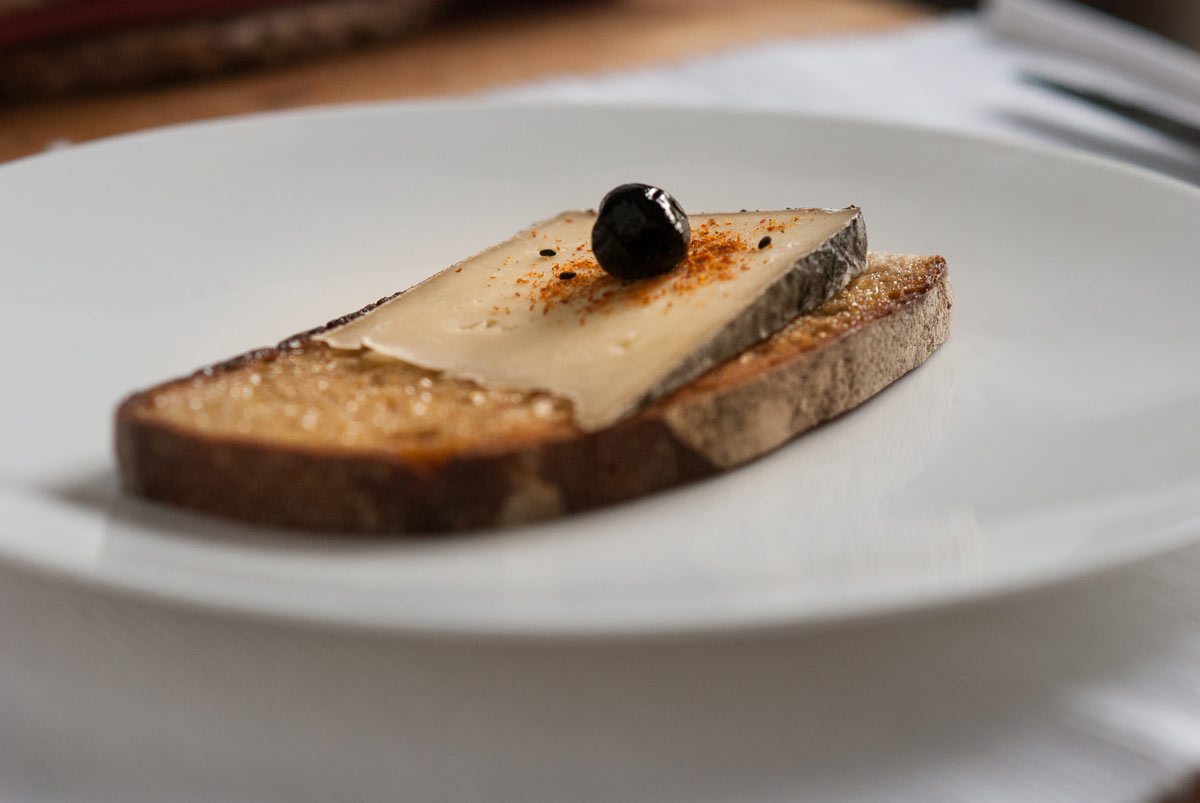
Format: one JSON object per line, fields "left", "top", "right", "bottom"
{"left": 1, "top": 104, "right": 1197, "bottom": 637}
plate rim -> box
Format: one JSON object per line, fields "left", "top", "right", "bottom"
{"left": 4, "top": 100, "right": 1200, "bottom": 639}
{"left": 7, "top": 96, "right": 1200, "bottom": 203}
{"left": 5, "top": 505, "right": 1200, "bottom": 641}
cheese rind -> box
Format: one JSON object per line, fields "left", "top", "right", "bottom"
{"left": 317, "top": 208, "right": 866, "bottom": 430}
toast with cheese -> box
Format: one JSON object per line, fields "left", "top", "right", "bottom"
{"left": 115, "top": 250, "right": 952, "bottom": 533}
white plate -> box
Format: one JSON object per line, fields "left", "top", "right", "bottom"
{"left": 2, "top": 104, "right": 1198, "bottom": 637}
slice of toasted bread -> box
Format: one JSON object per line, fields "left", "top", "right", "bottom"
{"left": 116, "top": 252, "right": 951, "bottom": 533}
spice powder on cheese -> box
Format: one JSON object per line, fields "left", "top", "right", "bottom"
{"left": 505, "top": 220, "right": 788, "bottom": 324}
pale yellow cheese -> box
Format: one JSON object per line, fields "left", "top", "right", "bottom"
{"left": 317, "top": 209, "right": 859, "bottom": 430}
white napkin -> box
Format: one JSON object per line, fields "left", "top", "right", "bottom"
{"left": 985, "top": 0, "right": 1200, "bottom": 109}
{"left": 4, "top": 14, "right": 1200, "bottom": 803}
{"left": 488, "top": 14, "right": 1200, "bottom": 183}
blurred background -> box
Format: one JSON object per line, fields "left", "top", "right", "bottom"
{"left": 1, "top": 0, "right": 1199, "bottom": 175}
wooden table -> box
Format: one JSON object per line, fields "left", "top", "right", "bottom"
{"left": 0, "top": 0, "right": 927, "bottom": 163}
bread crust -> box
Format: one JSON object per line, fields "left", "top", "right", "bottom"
{"left": 115, "top": 255, "right": 951, "bottom": 534}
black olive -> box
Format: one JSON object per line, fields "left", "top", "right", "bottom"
{"left": 591, "top": 183, "right": 690, "bottom": 280}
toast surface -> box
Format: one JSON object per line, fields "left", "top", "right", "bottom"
{"left": 117, "top": 251, "right": 952, "bottom": 533}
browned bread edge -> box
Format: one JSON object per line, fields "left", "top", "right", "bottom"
{"left": 115, "top": 256, "right": 952, "bottom": 534}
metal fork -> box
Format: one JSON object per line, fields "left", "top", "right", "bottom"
{"left": 1023, "top": 73, "right": 1200, "bottom": 150}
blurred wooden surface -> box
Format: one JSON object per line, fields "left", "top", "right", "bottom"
{"left": 0, "top": 0, "right": 928, "bottom": 163}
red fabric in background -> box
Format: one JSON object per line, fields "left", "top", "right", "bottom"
{"left": 0, "top": 0, "right": 310, "bottom": 48}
